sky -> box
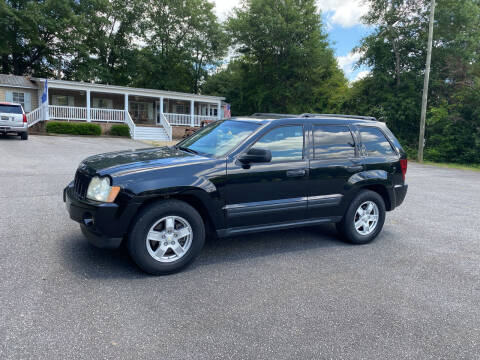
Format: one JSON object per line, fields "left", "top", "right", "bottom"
{"left": 212, "top": 0, "right": 373, "bottom": 82}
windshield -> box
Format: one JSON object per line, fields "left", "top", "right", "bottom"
{"left": 178, "top": 120, "right": 259, "bottom": 157}
{"left": 0, "top": 104, "right": 22, "bottom": 114}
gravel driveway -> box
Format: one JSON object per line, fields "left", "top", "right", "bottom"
{"left": 0, "top": 135, "right": 479, "bottom": 359}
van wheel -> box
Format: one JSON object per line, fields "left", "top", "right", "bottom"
{"left": 20, "top": 132, "right": 28, "bottom": 140}
{"left": 127, "top": 200, "right": 205, "bottom": 275}
{"left": 336, "top": 190, "right": 386, "bottom": 244}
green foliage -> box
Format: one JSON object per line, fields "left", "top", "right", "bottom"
{"left": 203, "top": 0, "right": 348, "bottom": 115}
{"left": 109, "top": 124, "right": 130, "bottom": 137}
{"left": 344, "top": 0, "right": 480, "bottom": 164}
{"left": 46, "top": 121, "right": 102, "bottom": 136}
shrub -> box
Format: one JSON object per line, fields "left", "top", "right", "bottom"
{"left": 46, "top": 121, "right": 101, "bottom": 136}
{"left": 109, "top": 124, "right": 130, "bottom": 137}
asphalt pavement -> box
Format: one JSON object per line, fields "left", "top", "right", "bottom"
{"left": 0, "top": 134, "right": 479, "bottom": 359}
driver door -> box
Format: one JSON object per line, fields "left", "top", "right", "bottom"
{"left": 224, "top": 124, "right": 309, "bottom": 229}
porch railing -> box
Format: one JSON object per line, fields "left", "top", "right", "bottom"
{"left": 124, "top": 110, "right": 136, "bottom": 138}
{"left": 164, "top": 113, "right": 192, "bottom": 126}
{"left": 26, "top": 106, "right": 44, "bottom": 128}
{"left": 164, "top": 113, "right": 217, "bottom": 126}
{"left": 160, "top": 113, "right": 173, "bottom": 141}
{"left": 90, "top": 108, "right": 124, "bottom": 122}
{"left": 49, "top": 105, "right": 87, "bottom": 121}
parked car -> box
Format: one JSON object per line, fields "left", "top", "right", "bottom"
{"left": 0, "top": 102, "right": 28, "bottom": 140}
{"left": 64, "top": 114, "right": 408, "bottom": 275}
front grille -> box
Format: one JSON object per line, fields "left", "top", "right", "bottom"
{"left": 74, "top": 170, "right": 91, "bottom": 200}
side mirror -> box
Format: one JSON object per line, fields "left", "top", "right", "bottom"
{"left": 238, "top": 148, "right": 272, "bottom": 164}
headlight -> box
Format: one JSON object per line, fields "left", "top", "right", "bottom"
{"left": 86, "top": 176, "right": 120, "bottom": 202}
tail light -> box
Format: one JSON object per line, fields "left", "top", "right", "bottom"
{"left": 23, "top": 114, "right": 27, "bottom": 123}
{"left": 399, "top": 159, "right": 408, "bottom": 181}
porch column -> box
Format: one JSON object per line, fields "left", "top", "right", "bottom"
{"left": 207, "top": 104, "right": 211, "bottom": 117}
{"left": 124, "top": 94, "right": 129, "bottom": 113}
{"left": 86, "top": 90, "right": 91, "bottom": 122}
{"left": 190, "top": 99, "right": 195, "bottom": 127}
{"left": 217, "top": 100, "right": 222, "bottom": 119}
{"left": 160, "top": 96, "right": 164, "bottom": 122}
{"left": 45, "top": 83, "right": 49, "bottom": 121}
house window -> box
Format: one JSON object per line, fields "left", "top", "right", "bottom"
{"left": 92, "top": 98, "right": 113, "bottom": 109}
{"left": 130, "top": 102, "right": 148, "bottom": 120}
{"left": 12, "top": 92, "right": 25, "bottom": 108}
{"left": 52, "top": 95, "right": 74, "bottom": 106}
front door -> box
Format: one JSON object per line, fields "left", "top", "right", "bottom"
{"left": 307, "top": 124, "right": 364, "bottom": 219}
{"left": 225, "top": 124, "right": 309, "bottom": 229}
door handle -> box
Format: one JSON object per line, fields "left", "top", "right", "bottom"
{"left": 286, "top": 169, "right": 307, "bottom": 177}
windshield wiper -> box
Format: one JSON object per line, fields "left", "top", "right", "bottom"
{"left": 177, "top": 146, "right": 199, "bottom": 155}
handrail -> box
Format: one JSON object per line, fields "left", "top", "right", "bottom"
{"left": 124, "top": 110, "right": 136, "bottom": 138}
{"left": 160, "top": 113, "right": 173, "bottom": 141}
{"left": 90, "top": 108, "right": 125, "bottom": 122}
{"left": 26, "top": 106, "right": 44, "bottom": 128}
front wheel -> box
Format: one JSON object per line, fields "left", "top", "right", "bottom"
{"left": 127, "top": 200, "right": 205, "bottom": 275}
{"left": 336, "top": 190, "right": 386, "bottom": 244}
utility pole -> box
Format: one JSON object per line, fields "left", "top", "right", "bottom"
{"left": 418, "top": 0, "right": 436, "bottom": 162}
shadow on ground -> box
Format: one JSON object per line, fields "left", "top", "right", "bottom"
{"left": 59, "top": 223, "right": 347, "bottom": 278}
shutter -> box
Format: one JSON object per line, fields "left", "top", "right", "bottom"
{"left": 148, "top": 103, "right": 153, "bottom": 119}
{"left": 24, "top": 92, "right": 32, "bottom": 112}
{"left": 5, "top": 91, "right": 13, "bottom": 102}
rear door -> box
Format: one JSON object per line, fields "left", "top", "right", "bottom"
{"left": 0, "top": 104, "right": 24, "bottom": 126}
{"left": 307, "top": 124, "right": 363, "bottom": 219}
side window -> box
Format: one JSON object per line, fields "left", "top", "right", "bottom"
{"left": 252, "top": 125, "right": 304, "bottom": 162}
{"left": 359, "top": 127, "right": 396, "bottom": 157}
{"left": 313, "top": 125, "right": 355, "bottom": 159}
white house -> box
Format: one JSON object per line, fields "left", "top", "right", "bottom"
{"left": 0, "top": 74, "right": 226, "bottom": 140}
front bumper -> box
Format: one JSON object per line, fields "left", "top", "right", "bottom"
{"left": 64, "top": 183, "right": 138, "bottom": 249}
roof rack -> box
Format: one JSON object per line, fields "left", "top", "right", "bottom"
{"left": 250, "top": 113, "right": 298, "bottom": 118}
{"left": 300, "top": 113, "right": 377, "bottom": 121}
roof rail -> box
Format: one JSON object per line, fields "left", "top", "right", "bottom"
{"left": 300, "top": 113, "right": 377, "bottom": 121}
{"left": 250, "top": 113, "right": 298, "bottom": 118}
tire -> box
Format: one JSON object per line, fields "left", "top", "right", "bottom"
{"left": 20, "top": 132, "right": 28, "bottom": 140}
{"left": 336, "top": 190, "right": 386, "bottom": 244}
{"left": 127, "top": 199, "right": 205, "bottom": 275}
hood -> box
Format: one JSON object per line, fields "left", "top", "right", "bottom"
{"left": 78, "top": 146, "right": 210, "bottom": 176}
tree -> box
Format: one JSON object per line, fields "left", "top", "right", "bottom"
{"left": 203, "top": 0, "right": 347, "bottom": 115}
{"left": 0, "top": 0, "right": 81, "bottom": 76}
{"left": 133, "top": 0, "right": 227, "bottom": 93}
{"left": 345, "top": 0, "right": 480, "bottom": 163}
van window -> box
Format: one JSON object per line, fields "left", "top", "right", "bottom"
{"left": 313, "top": 125, "right": 355, "bottom": 159}
{"left": 359, "top": 127, "right": 395, "bottom": 156}
{"left": 0, "top": 104, "right": 22, "bottom": 114}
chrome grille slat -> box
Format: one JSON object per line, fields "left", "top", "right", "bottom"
{"left": 74, "top": 170, "right": 90, "bottom": 200}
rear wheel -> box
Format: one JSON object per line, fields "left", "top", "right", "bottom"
{"left": 20, "top": 132, "right": 28, "bottom": 140}
{"left": 336, "top": 190, "right": 386, "bottom": 244}
{"left": 127, "top": 200, "right": 205, "bottom": 275}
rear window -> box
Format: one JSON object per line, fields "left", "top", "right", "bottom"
{"left": 313, "top": 125, "right": 355, "bottom": 159}
{"left": 359, "top": 126, "right": 396, "bottom": 157}
{"left": 0, "top": 104, "right": 23, "bottom": 114}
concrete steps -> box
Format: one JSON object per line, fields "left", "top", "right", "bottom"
{"left": 133, "top": 126, "right": 170, "bottom": 141}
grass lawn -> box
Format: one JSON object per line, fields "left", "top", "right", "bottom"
{"left": 416, "top": 160, "right": 480, "bottom": 172}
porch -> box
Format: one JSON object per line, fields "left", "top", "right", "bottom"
{"left": 46, "top": 88, "right": 221, "bottom": 128}
{"left": 25, "top": 79, "right": 226, "bottom": 141}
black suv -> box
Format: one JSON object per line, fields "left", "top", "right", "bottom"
{"left": 64, "top": 114, "right": 408, "bottom": 274}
